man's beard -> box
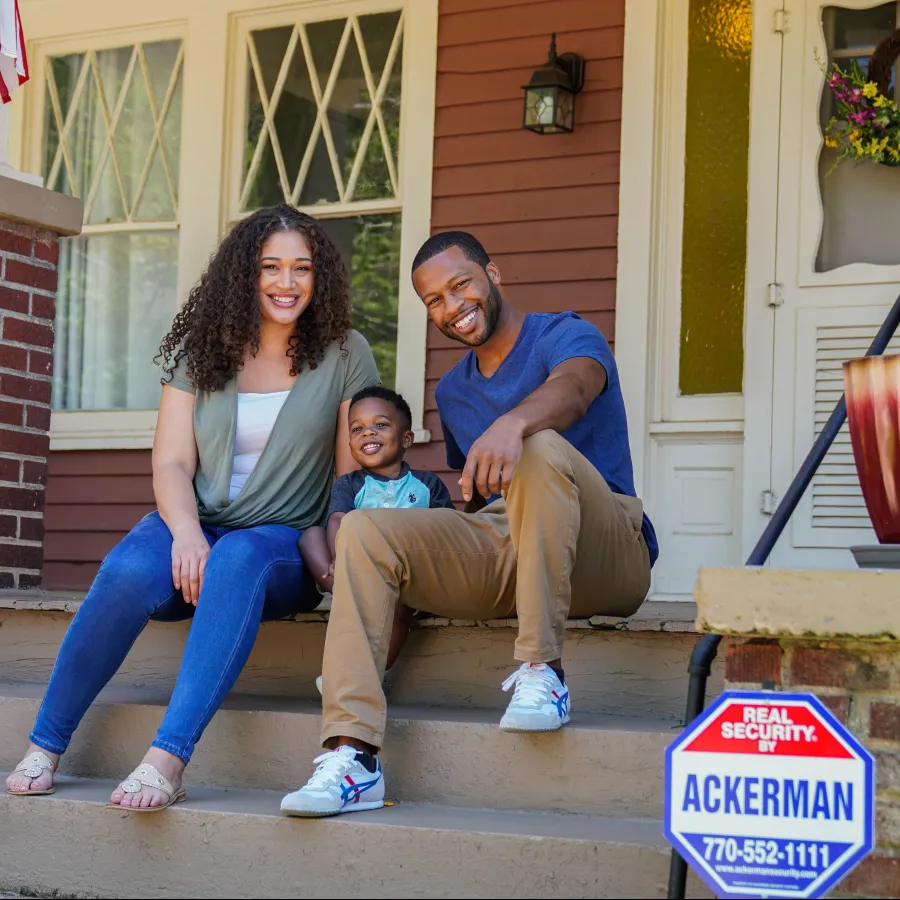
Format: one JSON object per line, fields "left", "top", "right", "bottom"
{"left": 441, "top": 279, "right": 503, "bottom": 347}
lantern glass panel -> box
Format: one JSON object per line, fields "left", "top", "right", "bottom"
{"left": 524, "top": 86, "right": 558, "bottom": 131}
{"left": 555, "top": 89, "right": 574, "bottom": 131}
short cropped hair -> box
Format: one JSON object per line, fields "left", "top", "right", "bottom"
{"left": 350, "top": 385, "right": 413, "bottom": 432}
{"left": 412, "top": 230, "right": 490, "bottom": 274}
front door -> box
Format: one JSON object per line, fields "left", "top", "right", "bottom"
{"left": 745, "top": 0, "right": 900, "bottom": 569}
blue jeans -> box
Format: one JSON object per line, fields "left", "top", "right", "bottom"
{"left": 30, "top": 512, "right": 319, "bottom": 764}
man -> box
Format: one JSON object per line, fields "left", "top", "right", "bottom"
{"left": 280, "top": 231, "right": 658, "bottom": 818}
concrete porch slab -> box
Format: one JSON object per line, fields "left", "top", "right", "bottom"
{"left": 695, "top": 567, "right": 900, "bottom": 638}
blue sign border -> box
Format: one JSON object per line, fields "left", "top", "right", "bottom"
{"left": 664, "top": 690, "right": 875, "bottom": 899}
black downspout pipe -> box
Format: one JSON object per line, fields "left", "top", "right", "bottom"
{"left": 666, "top": 291, "right": 900, "bottom": 900}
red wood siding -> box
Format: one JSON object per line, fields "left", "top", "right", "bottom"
{"left": 405, "top": 0, "right": 624, "bottom": 487}
{"left": 42, "top": 0, "right": 625, "bottom": 590}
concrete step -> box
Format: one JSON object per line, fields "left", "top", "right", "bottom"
{"left": 0, "top": 594, "right": 724, "bottom": 721}
{"left": 0, "top": 776, "right": 713, "bottom": 899}
{"left": 0, "top": 683, "right": 677, "bottom": 818}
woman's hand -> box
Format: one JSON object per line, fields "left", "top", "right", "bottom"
{"left": 171, "top": 525, "right": 210, "bottom": 606}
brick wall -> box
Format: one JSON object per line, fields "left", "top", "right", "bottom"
{"left": 726, "top": 638, "right": 900, "bottom": 897}
{"left": 0, "top": 220, "right": 58, "bottom": 589}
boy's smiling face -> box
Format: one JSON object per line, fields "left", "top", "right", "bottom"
{"left": 349, "top": 396, "right": 414, "bottom": 473}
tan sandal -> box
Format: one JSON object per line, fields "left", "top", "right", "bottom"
{"left": 7, "top": 751, "right": 56, "bottom": 796}
{"left": 105, "top": 763, "right": 186, "bottom": 813}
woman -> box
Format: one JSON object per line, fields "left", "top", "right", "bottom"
{"left": 5, "top": 205, "right": 379, "bottom": 810}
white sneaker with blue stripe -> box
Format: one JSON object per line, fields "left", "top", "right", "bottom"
{"left": 499, "top": 662, "right": 571, "bottom": 732}
{"left": 280, "top": 746, "right": 384, "bottom": 817}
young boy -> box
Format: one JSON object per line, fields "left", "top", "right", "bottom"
{"left": 299, "top": 386, "right": 454, "bottom": 673}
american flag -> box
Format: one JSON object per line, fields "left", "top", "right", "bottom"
{"left": 0, "top": 0, "right": 29, "bottom": 104}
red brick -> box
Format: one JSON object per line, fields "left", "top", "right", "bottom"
{"left": 4, "top": 259, "right": 57, "bottom": 293}
{"left": 0, "top": 542, "right": 43, "bottom": 569}
{"left": 28, "top": 349, "right": 52, "bottom": 377}
{"left": 0, "top": 428, "right": 49, "bottom": 458}
{"left": 0, "top": 228, "right": 33, "bottom": 257}
{"left": 0, "top": 285, "right": 30, "bottom": 315}
{"left": 790, "top": 646, "right": 890, "bottom": 690}
{"left": 871, "top": 701, "right": 900, "bottom": 741}
{"left": 30, "top": 293, "right": 56, "bottom": 321}
{"left": 839, "top": 853, "right": 900, "bottom": 897}
{"left": 0, "top": 456, "right": 19, "bottom": 482}
{"left": 17, "top": 572, "right": 41, "bottom": 588}
{"left": 0, "top": 484, "right": 42, "bottom": 512}
{"left": 725, "top": 642, "right": 782, "bottom": 685}
{"left": 0, "top": 343, "right": 28, "bottom": 372}
{"left": 0, "top": 372, "right": 52, "bottom": 403}
{"left": 22, "top": 459, "right": 46, "bottom": 485}
{"left": 0, "top": 571, "right": 13, "bottom": 588}
{"left": 0, "top": 400, "right": 23, "bottom": 426}
{"left": 33, "top": 238, "right": 59, "bottom": 265}
{"left": 819, "top": 694, "right": 851, "bottom": 724}
{"left": 877, "top": 751, "right": 900, "bottom": 792}
{"left": 25, "top": 404, "right": 51, "bottom": 431}
{"left": 2, "top": 317, "right": 53, "bottom": 349}
{"left": 18, "top": 515, "right": 43, "bottom": 542}
{"left": 0, "top": 514, "right": 15, "bottom": 538}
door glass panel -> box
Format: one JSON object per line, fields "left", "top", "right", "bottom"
{"left": 817, "top": 3, "right": 900, "bottom": 271}
{"left": 679, "top": 0, "right": 752, "bottom": 395}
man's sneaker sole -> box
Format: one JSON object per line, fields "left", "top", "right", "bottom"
{"left": 499, "top": 713, "right": 570, "bottom": 733}
{"left": 281, "top": 799, "right": 384, "bottom": 818}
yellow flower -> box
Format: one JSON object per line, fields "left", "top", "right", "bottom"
{"left": 863, "top": 82, "right": 879, "bottom": 98}
{"left": 875, "top": 95, "right": 888, "bottom": 108}
{"left": 889, "top": 146, "right": 899, "bottom": 160}
{"left": 824, "top": 136, "right": 838, "bottom": 148}
{"left": 849, "top": 130, "right": 861, "bottom": 142}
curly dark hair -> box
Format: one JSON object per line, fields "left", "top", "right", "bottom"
{"left": 156, "top": 205, "right": 351, "bottom": 392}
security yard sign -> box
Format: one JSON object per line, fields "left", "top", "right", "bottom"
{"left": 665, "top": 691, "right": 874, "bottom": 898}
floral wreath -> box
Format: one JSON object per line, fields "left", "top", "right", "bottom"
{"left": 820, "top": 29, "right": 900, "bottom": 168}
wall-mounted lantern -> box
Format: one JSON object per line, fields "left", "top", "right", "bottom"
{"left": 522, "top": 33, "right": 585, "bottom": 135}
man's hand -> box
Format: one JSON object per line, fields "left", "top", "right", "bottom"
{"left": 459, "top": 415, "right": 526, "bottom": 502}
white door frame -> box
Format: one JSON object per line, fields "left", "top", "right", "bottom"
{"left": 617, "top": 0, "right": 787, "bottom": 577}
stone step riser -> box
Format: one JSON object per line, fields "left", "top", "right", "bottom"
{"left": 0, "top": 608, "right": 722, "bottom": 720}
{"left": 0, "top": 784, "right": 714, "bottom": 899}
{"left": 0, "top": 693, "right": 673, "bottom": 818}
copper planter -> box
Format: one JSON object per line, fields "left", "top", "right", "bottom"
{"left": 844, "top": 355, "right": 900, "bottom": 544}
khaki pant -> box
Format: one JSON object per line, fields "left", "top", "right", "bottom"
{"left": 321, "top": 429, "right": 651, "bottom": 749}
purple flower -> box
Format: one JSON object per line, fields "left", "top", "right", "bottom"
{"left": 850, "top": 89, "right": 863, "bottom": 103}
{"left": 849, "top": 108, "right": 876, "bottom": 125}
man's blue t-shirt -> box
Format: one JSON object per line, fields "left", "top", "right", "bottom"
{"left": 435, "top": 312, "right": 658, "bottom": 565}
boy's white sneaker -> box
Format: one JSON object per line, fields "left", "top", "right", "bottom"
{"left": 280, "top": 746, "right": 384, "bottom": 817}
{"left": 499, "top": 662, "right": 570, "bottom": 732}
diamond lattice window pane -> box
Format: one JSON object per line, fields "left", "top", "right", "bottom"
{"left": 328, "top": 29, "right": 373, "bottom": 196}
{"left": 96, "top": 46, "right": 131, "bottom": 112}
{"left": 88, "top": 154, "right": 127, "bottom": 225}
{"left": 354, "top": 127, "right": 392, "bottom": 201}
{"left": 307, "top": 18, "right": 346, "bottom": 88}
{"left": 252, "top": 27, "right": 293, "bottom": 98}
{"left": 359, "top": 12, "right": 401, "bottom": 82}
{"left": 144, "top": 40, "right": 182, "bottom": 107}
{"left": 241, "top": 11, "right": 403, "bottom": 210}
{"left": 135, "top": 149, "right": 175, "bottom": 220}
{"left": 113, "top": 52, "right": 156, "bottom": 215}
{"left": 298, "top": 131, "right": 340, "bottom": 205}
{"left": 44, "top": 40, "right": 183, "bottom": 223}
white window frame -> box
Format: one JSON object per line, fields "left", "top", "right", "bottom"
{"left": 10, "top": 0, "right": 437, "bottom": 450}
